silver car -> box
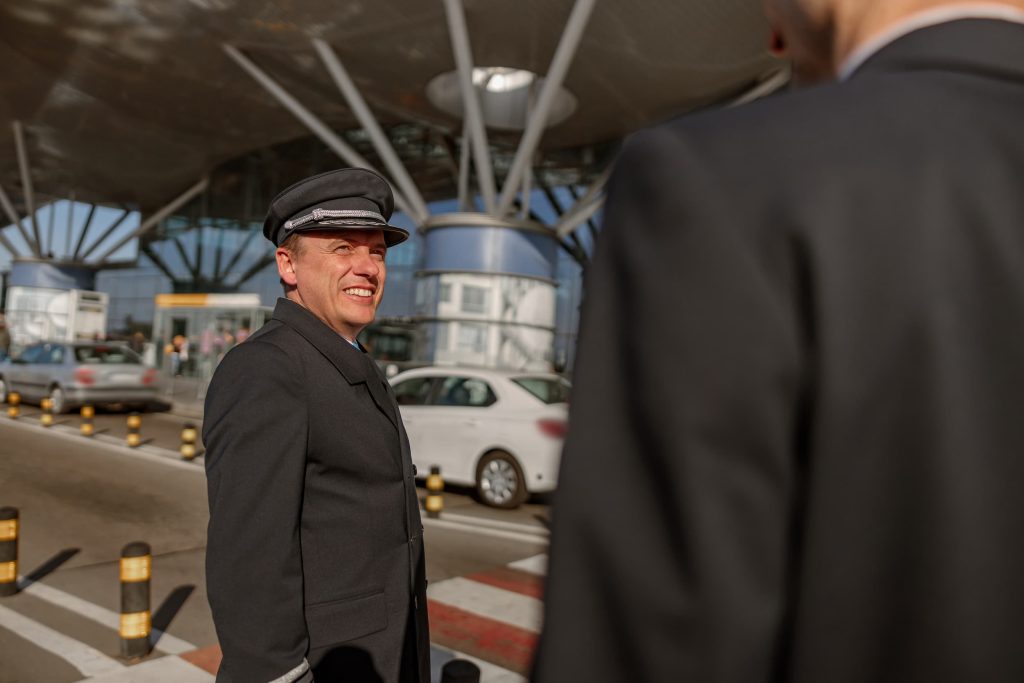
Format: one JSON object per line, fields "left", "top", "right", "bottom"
{"left": 0, "top": 341, "right": 159, "bottom": 413}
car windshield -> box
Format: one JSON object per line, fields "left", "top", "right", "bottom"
{"left": 511, "top": 377, "right": 571, "bottom": 405}
{"left": 74, "top": 345, "right": 141, "bottom": 365}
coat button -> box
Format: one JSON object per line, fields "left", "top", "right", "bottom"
{"left": 412, "top": 464, "right": 418, "bottom": 476}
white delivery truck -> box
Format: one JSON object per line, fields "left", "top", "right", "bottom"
{"left": 4, "top": 286, "right": 109, "bottom": 352}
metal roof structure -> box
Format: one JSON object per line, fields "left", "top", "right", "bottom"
{"left": 0, "top": 0, "right": 786, "bottom": 271}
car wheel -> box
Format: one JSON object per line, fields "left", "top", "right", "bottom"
{"left": 476, "top": 450, "right": 528, "bottom": 509}
{"left": 49, "top": 386, "right": 67, "bottom": 414}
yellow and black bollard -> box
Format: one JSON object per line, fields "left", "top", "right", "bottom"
{"left": 80, "top": 405, "right": 95, "bottom": 437}
{"left": 180, "top": 423, "right": 197, "bottom": 461}
{"left": 126, "top": 413, "right": 142, "bottom": 448}
{"left": 6, "top": 392, "right": 20, "bottom": 419}
{"left": 119, "top": 542, "right": 152, "bottom": 658}
{"left": 40, "top": 398, "right": 54, "bottom": 427}
{"left": 0, "top": 507, "right": 17, "bottom": 597}
{"left": 425, "top": 466, "right": 444, "bottom": 519}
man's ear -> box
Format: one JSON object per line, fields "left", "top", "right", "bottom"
{"left": 276, "top": 247, "right": 298, "bottom": 286}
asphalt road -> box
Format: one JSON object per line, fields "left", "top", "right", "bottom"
{"left": 0, "top": 415, "right": 550, "bottom": 683}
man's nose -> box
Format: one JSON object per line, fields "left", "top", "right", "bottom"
{"left": 352, "top": 248, "right": 380, "bottom": 277}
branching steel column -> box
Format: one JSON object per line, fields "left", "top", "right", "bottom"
{"left": 233, "top": 253, "right": 275, "bottom": 288}
{"left": 219, "top": 226, "right": 261, "bottom": 282}
{"left": 0, "top": 221, "right": 18, "bottom": 258}
{"left": 96, "top": 177, "right": 209, "bottom": 262}
{"left": 457, "top": 120, "right": 472, "bottom": 211}
{"left": 72, "top": 203, "right": 98, "bottom": 260}
{"left": 12, "top": 121, "right": 41, "bottom": 250}
{"left": 313, "top": 39, "right": 430, "bottom": 224}
{"left": 140, "top": 242, "right": 180, "bottom": 284}
{"left": 0, "top": 184, "right": 37, "bottom": 256}
{"left": 79, "top": 207, "right": 131, "bottom": 261}
{"left": 555, "top": 164, "right": 612, "bottom": 239}
{"left": 223, "top": 44, "right": 417, "bottom": 219}
{"left": 497, "top": 0, "right": 598, "bottom": 216}
{"left": 442, "top": 0, "right": 497, "bottom": 214}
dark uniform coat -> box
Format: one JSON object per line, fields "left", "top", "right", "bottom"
{"left": 205, "top": 298, "right": 429, "bottom": 682}
{"left": 534, "top": 19, "right": 1024, "bottom": 683}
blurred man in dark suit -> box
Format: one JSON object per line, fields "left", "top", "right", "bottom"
{"left": 534, "top": 2, "right": 1024, "bottom": 682}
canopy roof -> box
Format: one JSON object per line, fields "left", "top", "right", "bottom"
{"left": 0, "top": 0, "right": 782, "bottom": 212}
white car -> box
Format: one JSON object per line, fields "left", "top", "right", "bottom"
{"left": 390, "top": 366, "right": 570, "bottom": 509}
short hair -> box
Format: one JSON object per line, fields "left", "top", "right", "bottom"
{"left": 279, "top": 232, "right": 304, "bottom": 256}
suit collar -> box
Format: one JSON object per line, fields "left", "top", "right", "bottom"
{"left": 272, "top": 297, "right": 369, "bottom": 384}
{"left": 272, "top": 298, "right": 400, "bottom": 431}
{"left": 850, "top": 18, "right": 1024, "bottom": 83}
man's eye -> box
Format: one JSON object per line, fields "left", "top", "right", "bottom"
{"left": 334, "top": 244, "right": 352, "bottom": 253}
{"left": 372, "top": 251, "right": 386, "bottom": 260}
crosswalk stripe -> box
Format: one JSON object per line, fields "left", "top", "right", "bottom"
{"left": 465, "top": 567, "right": 544, "bottom": 600}
{"left": 74, "top": 655, "right": 214, "bottom": 682}
{"left": 428, "top": 600, "right": 537, "bottom": 675}
{"left": 507, "top": 553, "right": 547, "bottom": 576}
{"left": 18, "top": 577, "right": 197, "bottom": 655}
{"left": 427, "top": 577, "right": 543, "bottom": 633}
{"left": 0, "top": 604, "right": 124, "bottom": 677}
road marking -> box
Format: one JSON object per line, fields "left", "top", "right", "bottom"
{"left": 428, "top": 599, "right": 538, "bottom": 676}
{"left": 508, "top": 553, "right": 547, "bottom": 576}
{"left": 438, "top": 512, "right": 549, "bottom": 537}
{"left": 423, "top": 516, "right": 549, "bottom": 546}
{"left": 427, "top": 577, "right": 542, "bottom": 633}
{"left": 466, "top": 567, "right": 544, "bottom": 600}
{"left": 0, "top": 603, "right": 124, "bottom": 677}
{"left": 433, "top": 643, "right": 527, "bottom": 683}
{"left": 18, "top": 577, "right": 197, "bottom": 655}
{"left": 74, "top": 654, "right": 214, "bottom": 682}
{"left": 0, "top": 417, "right": 203, "bottom": 472}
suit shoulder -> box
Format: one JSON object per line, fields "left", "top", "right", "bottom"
{"left": 210, "top": 326, "right": 305, "bottom": 389}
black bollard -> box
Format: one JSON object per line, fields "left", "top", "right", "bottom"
{"left": 441, "top": 659, "right": 481, "bottom": 683}
{"left": 119, "top": 542, "right": 152, "bottom": 658}
{"left": 425, "top": 466, "right": 444, "bottom": 519}
{"left": 0, "top": 507, "right": 18, "bottom": 597}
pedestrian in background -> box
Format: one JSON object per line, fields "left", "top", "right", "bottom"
{"left": 534, "top": 1, "right": 1024, "bottom": 681}
{"left": 204, "top": 168, "right": 429, "bottom": 682}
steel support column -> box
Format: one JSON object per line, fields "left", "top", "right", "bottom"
{"left": 79, "top": 207, "right": 131, "bottom": 261}
{"left": 497, "top": 0, "right": 598, "bottom": 215}
{"left": 222, "top": 44, "right": 417, "bottom": 219}
{"left": 12, "top": 121, "right": 40, "bottom": 249}
{"left": 555, "top": 165, "right": 612, "bottom": 239}
{"left": 313, "top": 39, "right": 430, "bottom": 224}
{"left": 72, "top": 203, "right": 98, "bottom": 260}
{"left": 96, "top": 177, "right": 209, "bottom": 263}
{"left": 442, "top": 0, "right": 497, "bottom": 214}
{"left": 0, "top": 184, "right": 37, "bottom": 257}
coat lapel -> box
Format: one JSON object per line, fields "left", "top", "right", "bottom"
{"left": 271, "top": 298, "right": 400, "bottom": 432}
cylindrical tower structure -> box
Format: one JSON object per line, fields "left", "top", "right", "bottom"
{"left": 415, "top": 213, "right": 558, "bottom": 371}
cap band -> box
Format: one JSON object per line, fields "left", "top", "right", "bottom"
{"left": 284, "top": 208, "right": 386, "bottom": 231}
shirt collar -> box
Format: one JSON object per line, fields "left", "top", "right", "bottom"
{"left": 838, "top": 4, "right": 1024, "bottom": 80}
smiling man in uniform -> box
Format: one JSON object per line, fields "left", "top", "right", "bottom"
{"left": 204, "top": 168, "right": 429, "bottom": 683}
